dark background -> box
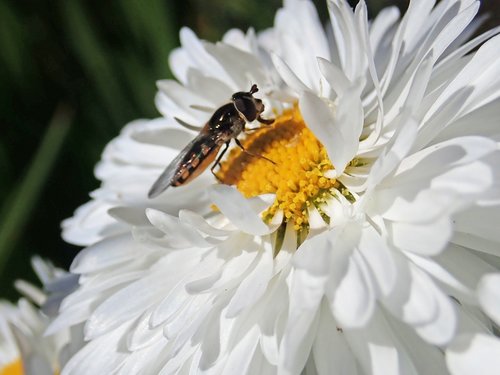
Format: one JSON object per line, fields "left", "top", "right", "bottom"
{"left": 1, "top": 0, "right": 498, "bottom": 300}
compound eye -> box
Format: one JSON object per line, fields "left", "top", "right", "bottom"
{"left": 234, "top": 97, "right": 257, "bottom": 121}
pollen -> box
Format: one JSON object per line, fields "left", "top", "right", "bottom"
{"left": 218, "top": 107, "right": 339, "bottom": 230}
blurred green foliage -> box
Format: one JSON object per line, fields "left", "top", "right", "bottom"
{"left": 0, "top": 0, "right": 498, "bottom": 300}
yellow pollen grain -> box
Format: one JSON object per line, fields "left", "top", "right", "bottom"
{"left": 218, "top": 107, "right": 338, "bottom": 230}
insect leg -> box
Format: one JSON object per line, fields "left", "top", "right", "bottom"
{"left": 244, "top": 126, "right": 269, "bottom": 135}
{"left": 245, "top": 116, "right": 274, "bottom": 134}
{"left": 211, "top": 141, "right": 230, "bottom": 181}
{"left": 257, "top": 115, "right": 274, "bottom": 125}
{"left": 235, "top": 139, "right": 276, "bottom": 165}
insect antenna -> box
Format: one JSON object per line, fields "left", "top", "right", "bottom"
{"left": 174, "top": 117, "right": 202, "bottom": 132}
{"left": 235, "top": 139, "right": 276, "bottom": 165}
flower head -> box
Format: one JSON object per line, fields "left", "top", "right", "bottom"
{"left": 0, "top": 257, "right": 79, "bottom": 375}
{"left": 55, "top": 0, "right": 500, "bottom": 374}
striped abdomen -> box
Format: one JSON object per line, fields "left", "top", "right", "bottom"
{"left": 171, "top": 138, "right": 221, "bottom": 186}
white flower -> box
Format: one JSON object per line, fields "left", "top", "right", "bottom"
{"left": 54, "top": 0, "right": 500, "bottom": 374}
{"left": 61, "top": 117, "right": 215, "bottom": 246}
{"left": 0, "top": 257, "right": 80, "bottom": 375}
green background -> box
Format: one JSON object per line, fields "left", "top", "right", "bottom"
{"left": 0, "top": 0, "right": 499, "bottom": 300}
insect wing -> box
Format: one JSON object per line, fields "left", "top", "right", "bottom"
{"left": 148, "top": 133, "right": 206, "bottom": 198}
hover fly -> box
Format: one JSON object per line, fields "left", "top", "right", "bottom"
{"left": 148, "top": 84, "right": 274, "bottom": 198}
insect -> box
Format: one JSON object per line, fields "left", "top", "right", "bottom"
{"left": 148, "top": 84, "right": 274, "bottom": 198}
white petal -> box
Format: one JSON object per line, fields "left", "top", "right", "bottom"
{"left": 61, "top": 323, "right": 130, "bottom": 375}
{"left": 225, "top": 248, "right": 273, "bottom": 318}
{"left": 357, "top": 224, "right": 396, "bottom": 296}
{"left": 145, "top": 208, "right": 212, "bottom": 248}
{"left": 179, "top": 209, "right": 232, "bottom": 237}
{"left": 247, "top": 350, "right": 277, "bottom": 375}
{"left": 454, "top": 204, "right": 500, "bottom": 245}
{"left": 384, "top": 317, "right": 449, "bottom": 374}
{"left": 307, "top": 204, "right": 328, "bottom": 230}
{"left": 451, "top": 232, "right": 500, "bottom": 257}
{"left": 185, "top": 238, "right": 260, "bottom": 295}
{"left": 364, "top": 117, "right": 418, "bottom": 192}
{"left": 424, "top": 33, "right": 500, "bottom": 134}
{"left": 431, "top": 161, "right": 493, "bottom": 195}
{"left": 414, "top": 284, "right": 457, "bottom": 346}
{"left": 150, "top": 276, "right": 193, "bottom": 328}
{"left": 328, "top": 0, "right": 367, "bottom": 82}
{"left": 84, "top": 272, "right": 166, "bottom": 340}
{"left": 375, "top": 188, "right": 457, "bottom": 224}
{"left": 299, "top": 91, "right": 345, "bottom": 171}
{"left": 205, "top": 43, "right": 266, "bottom": 91}
{"left": 275, "top": 0, "right": 329, "bottom": 92}
{"left": 435, "top": 97, "right": 500, "bottom": 141}
{"left": 312, "top": 302, "right": 358, "bottom": 375}
{"left": 300, "top": 88, "right": 363, "bottom": 175}
{"left": 209, "top": 185, "right": 270, "bottom": 236}
{"left": 437, "top": 26, "right": 500, "bottom": 72}
{"left": 156, "top": 79, "right": 215, "bottom": 123}
{"left": 186, "top": 70, "right": 233, "bottom": 106}
{"left": 389, "top": 215, "right": 452, "bottom": 256}
{"left": 271, "top": 53, "right": 308, "bottom": 94}
{"left": 107, "top": 206, "right": 151, "bottom": 229}
{"left": 343, "top": 308, "right": 419, "bottom": 375}
{"left": 178, "top": 27, "right": 229, "bottom": 82}
{"left": 293, "top": 230, "right": 334, "bottom": 278}
{"left": 70, "top": 234, "right": 137, "bottom": 274}
{"left": 446, "top": 333, "right": 500, "bottom": 375}
{"left": 165, "top": 294, "right": 212, "bottom": 343}
{"left": 382, "top": 254, "right": 439, "bottom": 326}
{"left": 126, "top": 309, "right": 162, "bottom": 351}
{"left": 220, "top": 329, "right": 260, "bottom": 375}
{"left": 317, "top": 57, "right": 350, "bottom": 96}
{"left": 279, "top": 307, "right": 320, "bottom": 375}
{"left": 62, "top": 200, "right": 126, "bottom": 247}
{"left": 369, "top": 6, "right": 400, "bottom": 53}
{"left": 420, "top": 244, "right": 496, "bottom": 302}
{"left": 477, "top": 273, "right": 500, "bottom": 326}
{"left": 329, "top": 250, "right": 375, "bottom": 328}
{"left": 97, "top": 117, "right": 183, "bottom": 169}
{"left": 168, "top": 47, "right": 192, "bottom": 84}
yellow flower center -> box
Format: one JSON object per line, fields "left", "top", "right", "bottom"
{"left": 0, "top": 358, "right": 59, "bottom": 375}
{"left": 218, "top": 107, "right": 339, "bottom": 230}
{"left": 1, "top": 359, "right": 23, "bottom": 375}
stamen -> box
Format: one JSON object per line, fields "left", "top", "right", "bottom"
{"left": 218, "top": 107, "right": 339, "bottom": 230}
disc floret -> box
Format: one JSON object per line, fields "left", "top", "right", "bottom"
{"left": 218, "top": 107, "right": 341, "bottom": 230}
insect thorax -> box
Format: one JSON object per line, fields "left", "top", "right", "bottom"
{"left": 209, "top": 104, "right": 246, "bottom": 142}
